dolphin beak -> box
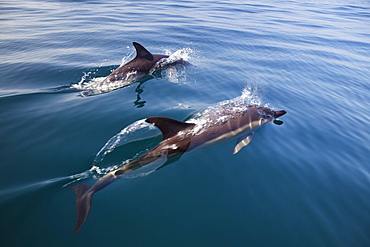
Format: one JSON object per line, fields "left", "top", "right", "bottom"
{"left": 274, "top": 110, "right": 287, "bottom": 118}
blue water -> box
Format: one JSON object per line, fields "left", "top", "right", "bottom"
{"left": 1, "top": 0, "right": 370, "bottom": 246}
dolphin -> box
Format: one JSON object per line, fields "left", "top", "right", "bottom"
{"left": 70, "top": 104, "right": 286, "bottom": 234}
{"left": 81, "top": 42, "right": 186, "bottom": 96}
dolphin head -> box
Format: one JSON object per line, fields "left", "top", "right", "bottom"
{"left": 250, "top": 106, "right": 287, "bottom": 126}
{"left": 274, "top": 110, "right": 287, "bottom": 118}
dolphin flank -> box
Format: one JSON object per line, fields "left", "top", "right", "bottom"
{"left": 70, "top": 104, "right": 286, "bottom": 234}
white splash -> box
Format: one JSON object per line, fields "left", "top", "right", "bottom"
{"left": 71, "top": 73, "right": 138, "bottom": 97}
{"left": 154, "top": 47, "right": 195, "bottom": 84}
{"left": 164, "top": 47, "right": 194, "bottom": 65}
{"left": 120, "top": 49, "right": 136, "bottom": 66}
{"left": 66, "top": 119, "right": 161, "bottom": 183}
{"left": 93, "top": 119, "right": 160, "bottom": 165}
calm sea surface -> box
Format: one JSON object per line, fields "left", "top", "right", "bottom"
{"left": 1, "top": 0, "right": 370, "bottom": 246}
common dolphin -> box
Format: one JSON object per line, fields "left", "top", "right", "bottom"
{"left": 70, "top": 104, "right": 286, "bottom": 234}
{"left": 81, "top": 42, "right": 187, "bottom": 96}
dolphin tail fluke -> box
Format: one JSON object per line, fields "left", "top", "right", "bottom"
{"left": 70, "top": 183, "right": 93, "bottom": 235}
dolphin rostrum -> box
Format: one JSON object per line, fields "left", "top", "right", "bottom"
{"left": 70, "top": 104, "right": 286, "bottom": 234}
{"left": 81, "top": 42, "right": 186, "bottom": 96}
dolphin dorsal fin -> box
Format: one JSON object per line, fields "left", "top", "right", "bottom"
{"left": 146, "top": 117, "right": 195, "bottom": 139}
{"left": 133, "top": 42, "right": 154, "bottom": 61}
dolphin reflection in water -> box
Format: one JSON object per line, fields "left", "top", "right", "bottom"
{"left": 70, "top": 99, "right": 287, "bottom": 234}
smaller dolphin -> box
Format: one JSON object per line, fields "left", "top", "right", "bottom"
{"left": 70, "top": 104, "right": 286, "bottom": 234}
{"left": 81, "top": 42, "right": 187, "bottom": 96}
{"left": 102, "top": 42, "right": 168, "bottom": 84}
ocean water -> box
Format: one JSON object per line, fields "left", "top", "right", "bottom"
{"left": 1, "top": 0, "right": 370, "bottom": 246}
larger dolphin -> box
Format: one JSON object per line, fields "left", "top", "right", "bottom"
{"left": 70, "top": 104, "right": 286, "bottom": 234}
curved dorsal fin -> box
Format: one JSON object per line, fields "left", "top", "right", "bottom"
{"left": 133, "top": 42, "right": 154, "bottom": 61}
{"left": 146, "top": 117, "right": 195, "bottom": 139}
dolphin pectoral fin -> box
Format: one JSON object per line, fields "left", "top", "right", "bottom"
{"left": 232, "top": 132, "right": 254, "bottom": 155}
{"left": 70, "top": 184, "right": 93, "bottom": 235}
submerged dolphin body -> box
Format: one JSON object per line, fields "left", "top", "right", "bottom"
{"left": 81, "top": 42, "right": 187, "bottom": 96}
{"left": 70, "top": 104, "right": 286, "bottom": 234}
